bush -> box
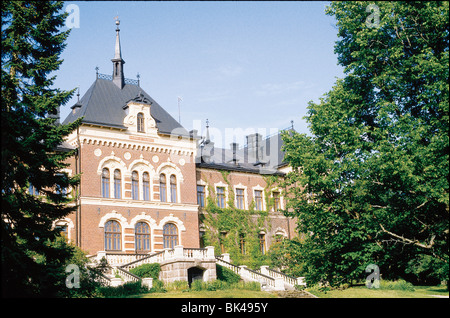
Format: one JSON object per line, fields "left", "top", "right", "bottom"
{"left": 379, "top": 279, "right": 415, "bottom": 291}
{"left": 216, "top": 264, "right": 241, "bottom": 284}
{"left": 149, "top": 279, "right": 166, "bottom": 293}
{"left": 97, "top": 281, "right": 149, "bottom": 297}
{"left": 129, "top": 263, "right": 160, "bottom": 279}
{"left": 166, "top": 280, "right": 189, "bottom": 292}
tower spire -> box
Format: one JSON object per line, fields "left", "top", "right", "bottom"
{"left": 112, "top": 18, "right": 125, "bottom": 89}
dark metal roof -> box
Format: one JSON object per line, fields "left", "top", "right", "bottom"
{"left": 62, "top": 78, "right": 189, "bottom": 136}
{"left": 196, "top": 161, "right": 285, "bottom": 176}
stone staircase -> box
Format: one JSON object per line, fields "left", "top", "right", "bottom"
{"left": 88, "top": 246, "right": 306, "bottom": 291}
{"left": 215, "top": 254, "right": 306, "bottom": 291}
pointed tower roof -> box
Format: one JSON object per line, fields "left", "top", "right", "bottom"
{"left": 63, "top": 20, "right": 189, "bottom": 137}
{"left": 111, "top": 19, "right": 125, "bottom": 89}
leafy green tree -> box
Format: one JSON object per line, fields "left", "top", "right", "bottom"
{"left": 1, "top": 1, "right": 81, "bottom": 297}
{"left": 282, "top": 1, "right": 448, "bottom": 286}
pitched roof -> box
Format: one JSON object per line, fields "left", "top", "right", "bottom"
{"left": 62, "top": 78, "right": 189, "bottom": 136}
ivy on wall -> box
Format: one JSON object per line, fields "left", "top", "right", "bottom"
{"left": 199, "top": 170, "right": 282, "bottom": 269}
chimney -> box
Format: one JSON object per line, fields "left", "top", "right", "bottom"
{"left": 230, "top": 142, "right": 239, "bottom": 165}
{"left": 246, "top": 133, "right": 262, "bottom": 163}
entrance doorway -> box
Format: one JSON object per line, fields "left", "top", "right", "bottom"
{"left": 187, "top": 267, "right": 204, "bottom": 287}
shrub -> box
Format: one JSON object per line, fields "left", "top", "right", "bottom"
{"left": 129, "top": 263, "right": 160, "bottom": 279}
{"left": 216, "top": 264, "right": 241, "bottom": 284}
{"left": 97, "top": 281, "right": 149, "bottom": 297}
{"left": 166, "top": 280, "right": 189, "bottom": 292}
{"left": 147, "top": 279, "right": 166, "bottom": 293}
{"left": 379, "top": 279, "right": 415, "bottom": 291}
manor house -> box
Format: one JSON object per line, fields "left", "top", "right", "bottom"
{"left": 58, "top": 21, "right": 297, "bottom": 263}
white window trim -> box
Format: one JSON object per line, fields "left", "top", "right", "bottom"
{"left": 197, "top": 180, "right": 208, "bottom": 206}
{"left": 214, "top": 181, "right": 229, "bottom": 208}
{"left": 252, "top": 184, "right": 265, "bottom": 211}
{"left": 270, "top": 187, "right": 284, "bottom": 211}
{"left": 234, "top": 183, "right": 248, "bottom": 210}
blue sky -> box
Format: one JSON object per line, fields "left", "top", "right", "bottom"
{"left": 56, "top": 1, "right": 344, "bottom": 148}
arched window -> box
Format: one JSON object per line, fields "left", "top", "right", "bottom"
{"left": 135, "top": 222, "right": 150, "bottom": 252}
{"left": 170, "top": 175, "right": 177, "bottom": 203}
{"left": 143, "top": 172, "right": 150, "bottom": 201}
{"left": 105, "top": 220, "right": 121, "bottom": 251}
{"left": 102, "top": 168, "right": 110, "bottom": 198}
{"left": 159, "top": 173, "right": 166, "bottom": 202}
{"left": 137, "top": 112, "right": 144, "bottom": 132}
{"left": 163, "top": 223, "right": 178, "bottom": 249}
{"left": 114, "top": 169, "right": 121, "bottom": 199}
{"left": 132, "top": 171, "right": 139, "bottom": 200}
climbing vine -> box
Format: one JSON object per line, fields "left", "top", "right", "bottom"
{"left": 199, "top": 170, "right": 282, "bottom": 269}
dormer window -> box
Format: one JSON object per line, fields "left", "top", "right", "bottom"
{"left": 137, "top": 112, "right": 144, "bottom": 132}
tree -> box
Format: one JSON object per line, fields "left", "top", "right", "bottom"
{"left": 1, "top": 1, "right": 81, "bottom": 297}
{"left": 282, "top": 1, "right": 448, "bottom": 286}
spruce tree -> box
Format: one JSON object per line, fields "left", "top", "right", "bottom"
{"left": 1, "top": 1, "right": 81, "bottom": 297}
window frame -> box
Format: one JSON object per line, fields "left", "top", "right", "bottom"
{"left": 104, "top": 220, "right": 121, "bottom": 251}
{"left": 163, "top": 223, "right": 178, "bottom": 249}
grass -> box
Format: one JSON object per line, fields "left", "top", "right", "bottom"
{"left": 132, "top": 289, "right": 277, "bottom": 298}
{"left": 307, "top": 284, "right": 449, "bottom": 298}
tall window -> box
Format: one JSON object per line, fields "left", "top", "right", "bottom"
{"left": 163, "top": 223, "right": 178, "bottom": 249}
{"left": 105, "top": 220, "right": 121, "bottom": 251}
{"left": 197, "top": 185, "right": 205, "bottom": 207}
{"left": 259, "top": 233, "right": 266, "bottom": 254}
{"left": 102, "top": 168, "right": 110, "bottom": 198}
{"left": 170, "top": 175, "right": 177, "bottom": 203}
{"left": 273, "top": 191, "right": 280, "bottom": 211}
{"left": 216, "top": 187, "right": 225, "bottom": 208}
{"left": 236, "top": 188, "right": 245, "bottom": 209}
{"left": 135, "top": 222, "right": 150, "bottom": 252}
{"left": 254, "top": 190, "right": 263, "bottom": 211}
{"left": 114, "top": 169, "right": 121, "bottom": 199}
{"left": 220, "top": 232, "right": 227, "bottom": 254}
{"left": 132, "top": 171, "right": 139, "bottom": 200}
{"left": 159, "top": 173, "right": 166, "bottom": 202}
{"left": 137, "top": 112, "right": 144, "bottom": 132}
{"left": 143, "top": 172, "right": 150, "bottom": 201}
{"left": 239, "top": 233, "right": 246, "bottom": 255}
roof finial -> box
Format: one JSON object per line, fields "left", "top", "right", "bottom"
{"left": 112, "top": 16, "right": 125, "bottom": 88}
{"left": 205, "top": 119, "right": 210, "bottom": 144}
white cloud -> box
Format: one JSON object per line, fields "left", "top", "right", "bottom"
{"left": 216, "top": 65, "right": 243, "bottom": 78}
{"left": 255, "top": 80, "right": 313, "bottom": 96}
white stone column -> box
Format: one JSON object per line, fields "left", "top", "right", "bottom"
{"left": 97, "top": 251, "right": 107, "bottom": 262}
{"left": 141, "top": 277, "right": 153, "bottom": 289}
{"left": 110, "top": 277, "right": 124, "bottom": 287}
{"left": 274, "top": 277, "right": 285, "bottom": 291}
{"left": 260, "top": 265, "right": 270, "bottom": 276}
{"left": 239, "top": 265, "right": 248, "bottom": 279}
{"left": 206, "top": 246, "right": 215, "bottom": 258}
{"left": 297, "top": 277, "right": 306, "bottom": 286}
{"left": 221, "top": 253, "right": 231, "bottom": 263}
{"left": 174, "top": 245, "right": 184, "bottom": 257}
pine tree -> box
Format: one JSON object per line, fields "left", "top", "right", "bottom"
{"left": 1, "top": 1, "right": 81, "bottom": 297}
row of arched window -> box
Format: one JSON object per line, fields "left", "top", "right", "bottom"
{"left": 101, "top": 168, "right": 178, "bottom": 202}
{"left": 104, "top": 220, "right": 179, "bottom": 251}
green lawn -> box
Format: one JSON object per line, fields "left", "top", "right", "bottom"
{"left": 307, "top": 285, "right": 449, "bottom": 298}
{"left": 131, "top": 289, "right": 277, "bottom": 298}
